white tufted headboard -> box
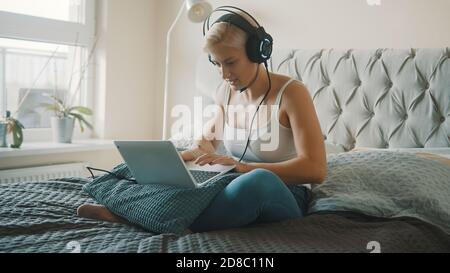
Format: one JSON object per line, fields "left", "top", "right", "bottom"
{"left": 195, "top": 48, "right": 450, "bottom": 151}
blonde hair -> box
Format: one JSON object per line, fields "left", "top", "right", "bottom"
{"left": 203, "top": 12, "right": 258, "bottom": 53}
{"left": 203, "top": 22, "right": 247, "bottom": 52}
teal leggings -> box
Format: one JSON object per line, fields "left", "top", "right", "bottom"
{"left": 190, "top": 169, "right": 309, "bottom": 232}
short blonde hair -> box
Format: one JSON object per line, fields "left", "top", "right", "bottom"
{"left": 203, "top": 12, "right": 258, "bottom": 53}
{"left": 203, "top": 22, "right": 247, "bottom": 52}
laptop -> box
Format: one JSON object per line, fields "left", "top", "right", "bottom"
{"left": 113, "top": 140, "right": 235, "bottom": 188}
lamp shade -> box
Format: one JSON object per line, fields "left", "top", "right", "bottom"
{"left": 186, "top": 0, "right": 212, "bottom": 23}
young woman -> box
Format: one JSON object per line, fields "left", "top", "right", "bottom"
{"left": 77, "top": 8, "right": 327, "bottom": 233}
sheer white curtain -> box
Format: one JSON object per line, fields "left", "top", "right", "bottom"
{"left": 3, "top": 48, "right": 71, "bottom": 128}
{"left": 0, "top": 0, "right": 95, "bottom": 136}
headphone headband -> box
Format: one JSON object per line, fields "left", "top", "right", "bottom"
{"left": 203, "top": 6, "right": 273, "bottom": 64}
{"left": 213, "top": 13, "right": 257, "bottom": 38}
{"left": 202, "top": 6, "right": 262, "bottom": 36}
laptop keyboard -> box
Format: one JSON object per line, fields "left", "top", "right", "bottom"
{"left": 190, "top": 170, "right": 221, "bottom": 184}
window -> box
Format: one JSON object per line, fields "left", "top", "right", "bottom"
{"left": 1, "top": 38, "right": 87, "bottom": 129}
{"left": 0, "top": 0, "right": 85, "bottom": 23}
{"left": 0, "top": 0, "right": 95, "bottom": 136}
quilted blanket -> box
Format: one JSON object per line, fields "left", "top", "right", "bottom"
{"left": 1, "top": 150, "right": 449, "bottom": 252}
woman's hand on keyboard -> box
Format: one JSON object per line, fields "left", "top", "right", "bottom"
{"left": 180, "top": 150, "right": 195, "bottom": 161}
{"left": 194, "top": 153, "right": 247, "bottom": 173}
{"left": 180, "top": 148, "right": 207, "bottom": 162}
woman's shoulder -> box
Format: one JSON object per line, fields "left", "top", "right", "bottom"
{"left": 274, "top": 74, "right": 311, "bottom": 107}
{"left": 271, "top": 73, "right": 307, "bottom": 97}
{"left": 270, "top": 73, "right": 304, "bottom": 87}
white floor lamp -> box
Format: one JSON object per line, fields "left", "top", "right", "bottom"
{"left": 162, "top": 0, "right": 212, "bottom": 140}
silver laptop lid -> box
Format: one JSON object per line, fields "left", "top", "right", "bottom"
{"left": 114, "top": 140, "right": 197, "bottom": 188}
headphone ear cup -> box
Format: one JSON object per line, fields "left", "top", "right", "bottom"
{"left": 246, "top": 35, "right": 262, "bottom": 63}
{"left": 260, "top": 35, "right": 273, "bottom": 61}
{"left": 255, "top": 28, "right": 273, "bottom": 62}
{"left": 246, "top": 29, "right": 273, "bottom": 64}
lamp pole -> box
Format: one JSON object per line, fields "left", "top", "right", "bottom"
{"left": 162, "top": 0, "right": 212, "bottom": 140}
{"left": 162, "top": 1, "right": 187, "bottom": 140}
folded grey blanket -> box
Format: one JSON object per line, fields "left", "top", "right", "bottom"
{"left": 83, "top": 163, "right": 242, "bottom": 235}
{"left": 309, "top": 151, "right": 450, "bottom": 234}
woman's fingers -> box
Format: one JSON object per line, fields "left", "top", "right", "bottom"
{"left": 180, "top": 150, "right": 194, "bottom": 162}
{"left": 194, "top": 153, "right": 237, "bottom": 166}
{"left": 195, "top": 153, "right": 217, "bottom": 165}
{"left": 211, "top": 156, "right": 235, "bottom": 166}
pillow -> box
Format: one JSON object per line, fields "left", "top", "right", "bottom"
{"left": 82, "top": 163, "right": 240, "bottom": 235}
{"left": 309, "top": 151, "right": 450, "bottom": 234}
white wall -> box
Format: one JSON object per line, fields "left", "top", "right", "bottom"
{"left": 155, "top": 0, "right": 450, "bottom": 139}
{"left": 95, "top": 0, "right": 158, "bottom": 140}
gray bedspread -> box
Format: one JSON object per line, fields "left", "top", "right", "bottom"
{"left": 1, "top": 177, "right": 449, "bottom": 253}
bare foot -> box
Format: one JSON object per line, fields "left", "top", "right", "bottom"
{"left": 77, "top": 204, "right": 129, "bottom": 224}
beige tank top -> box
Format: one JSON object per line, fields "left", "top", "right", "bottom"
{"left": 222, "top": 78, "right": 298, "bottom": 163}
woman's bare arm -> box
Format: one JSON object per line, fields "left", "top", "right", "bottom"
{"left": 239, "top": 81, "right": 327, "bottom": 185}
{"left": 181, "top": 82, "right": 227, "bottom": 161}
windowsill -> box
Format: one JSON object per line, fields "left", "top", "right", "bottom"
{"left": 0, "top": 139, "right": 115, "bottom": 158}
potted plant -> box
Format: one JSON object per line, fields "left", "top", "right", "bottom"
{"left": 0, "top": 110, "right": 25, "bottom": 148}
{"left": 39, "top": 39, "right": 98, "bottom": 143}
{"left": 2, "top": 38, "right": 98, "bottom": 146}
{"left": 41, "top": 95, "right": 93, "bottom": 143}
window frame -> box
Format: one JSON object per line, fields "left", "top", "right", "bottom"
{"left": 0, "top": 0, "right": 96, "bottom": 141}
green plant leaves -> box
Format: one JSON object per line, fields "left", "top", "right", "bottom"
{"left": 6, "top": 117, "right": 24, "bottom": 148}
{"left": 68, "top": 106, "right": 92, "bottom": 115}
{"left": 69, "top": 112, "right": 93, "bottom": 133}
{"left": 40, "top": 95, "right": 94, "bottom": 132}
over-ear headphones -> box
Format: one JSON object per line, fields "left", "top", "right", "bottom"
{"left": 203, "top": 6, "right": 273, "bottom": 64}
{"left": 203, "top": 6, "right": 273, "bottom": 163}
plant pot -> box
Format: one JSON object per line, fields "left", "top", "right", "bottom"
{"left": 0, "top": 122, "right": 7, "bottom": 147}
{"left": 51, "top": 117, "right": 75, "bottom": 143}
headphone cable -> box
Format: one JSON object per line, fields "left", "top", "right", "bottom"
{"left": 86, "top": 166, "right": 136, "bottom": 182}
{"left": 238, "top": 61, "right": 271, "bottom": 163}
{"left": 238, "top": 64, "right": 260, "bottom": 93}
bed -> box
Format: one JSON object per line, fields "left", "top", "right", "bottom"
{"left": 1, "top": 48, "right": 450, "bottom": 253}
